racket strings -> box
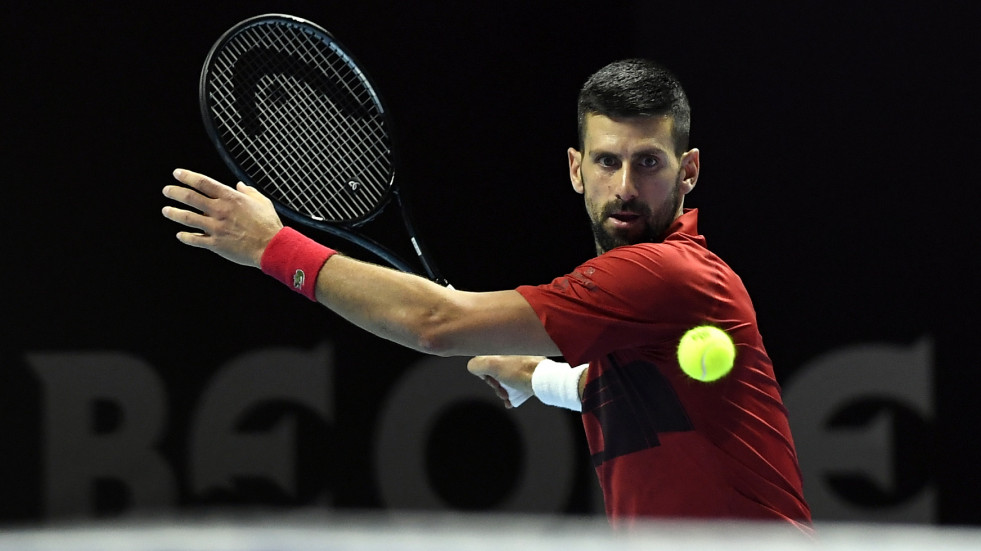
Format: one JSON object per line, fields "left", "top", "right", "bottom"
{"left": 206, "top": 21, "right": 394, "bottom": 223}
{"left": 247, "top": 27, "right": 389, "bottom": 218}
{"left": 254, "top": 76, "right": 378, "bottom": 220}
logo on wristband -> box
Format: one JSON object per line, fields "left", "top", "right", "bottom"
{"left": 292, "top": 269, "right": 306, "bottom": 290}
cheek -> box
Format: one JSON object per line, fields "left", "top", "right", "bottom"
{"left": 582, "top": 190, "right": 606, "bottom": 221}
{"left": 584, "top": 174, "right": 616, "bottom": 198}
{"left": 584, "top": 184, "right": 611, "bottom": 206}
{"left": 642, "top": 178, "right": 678, "bottom": 203}
{"left": 578, "top": 174, "right": 606, "bottom": 207}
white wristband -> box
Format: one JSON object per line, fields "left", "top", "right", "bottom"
{"left": 531, "top": 359, "right": 588, "bottom": 411}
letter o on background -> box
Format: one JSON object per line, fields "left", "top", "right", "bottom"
{"left": 375, "top": 356, "right": 576, "bottom": 512}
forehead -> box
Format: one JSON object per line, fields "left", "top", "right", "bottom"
{"left": 583, "top": 113, "right": 676, "bottom": 153}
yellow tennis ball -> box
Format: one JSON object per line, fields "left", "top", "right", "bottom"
{"left": 677, "top": 326, "right": 736, "bottom": 382}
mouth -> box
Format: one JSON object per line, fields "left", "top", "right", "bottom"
{"left": 608, "top": 211, "right": 643, "bottom": 229}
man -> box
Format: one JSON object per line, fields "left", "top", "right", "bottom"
{"left": 162, "top": 59, "right": 810, "bottom": 529}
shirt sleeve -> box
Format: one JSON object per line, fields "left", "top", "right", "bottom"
{"left": 516, "top": 242, "right": 713, "bottom": 366}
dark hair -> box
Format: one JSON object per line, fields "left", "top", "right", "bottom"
{"left": 576, "top": 59, "right": 691, "bottom": 156}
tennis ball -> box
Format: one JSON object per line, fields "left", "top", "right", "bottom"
{"left": 677, "top": 326, "right": 736, "bottom": 382}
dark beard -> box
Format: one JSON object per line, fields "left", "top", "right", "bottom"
{"left": 590, "top": 183, "right": 681, "bottom": 253}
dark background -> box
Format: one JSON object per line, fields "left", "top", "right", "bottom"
{"left": 3, "top": 0, "right": 979, "bottom": 525}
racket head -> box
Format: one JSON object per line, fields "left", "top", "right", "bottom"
{"left": 199, "top": 14, "right": 397, "bottom": 228}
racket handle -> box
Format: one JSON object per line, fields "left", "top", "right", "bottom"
{"left": 409, "top": 235, "right": 450, "bottom": 287}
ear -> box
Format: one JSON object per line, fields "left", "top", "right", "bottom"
{"left": 568, "top": 147, "right": 585, "bottom": 194}
{"left": 679, "top": 148, "right": 700, "bottom": 196}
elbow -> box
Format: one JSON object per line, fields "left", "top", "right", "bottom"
{"left": 388, "top": 287, "right": 476, "bottom": 356}
{"left": 412, "top": 325, "right": 457, "bottom": 356}
{"left": 407, "top": 300, "right": 466, "bottom": 356}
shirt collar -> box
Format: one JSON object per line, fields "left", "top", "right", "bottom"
{"left": 665, "top": 208, "right": 699, "bottom": 239}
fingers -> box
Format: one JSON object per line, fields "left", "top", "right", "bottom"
{"left": 174, "top": 230, "right": 213, "bottom": 250}
{"left": 162, "top": 204, "right": 213, "bottom": 233}
{"left": 162, "top": 168, "right": 283, "bottom": 267}
{"left": 161, "top": 203, "right": 215, "bottom": 247}
{"left": 172, "top": 168, "right": 231, "bottom": 199}
{"left": 162, "top": 169, "right": 225, "bottom": 242}
{"left": 466, "top": 355, "right": 504, "bottom": 378}
{"left": 480, "top": 375, "right": 509, "bottom": 400}
{"left": 163, "top": 171, "right": 272, "bottom": 220}
{"left": 163, "top": 169, "right": 228, "bottom": 216}
{"left": 471, "top": 357, "right": 536, "bottom": 409}
{"left": 467, "top": 356, "right": 487, "bottom": 376}
{"left": 162, "top": 184, "right": 215, "bottom": 214}
{"left": 478, "top": 375, "right": 514, "bottom": 409}
{"left": 498, "top": 381, "right": 533, "bottom": 408}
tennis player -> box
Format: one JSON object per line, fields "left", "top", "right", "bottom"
{"left": 163, "top": 59, "right": 811, "bottom": 530}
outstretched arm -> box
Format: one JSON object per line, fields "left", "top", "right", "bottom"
{"left": 162, "top": 169, "right": 561, "bottom": 357}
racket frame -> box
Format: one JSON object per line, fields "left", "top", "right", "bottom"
{"left": 199, "top": 14, "right": 444, "bottom": 282}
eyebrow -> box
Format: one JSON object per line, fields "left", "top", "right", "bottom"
{"left": 588, "top": 146, "right": 668, "bottom": 160}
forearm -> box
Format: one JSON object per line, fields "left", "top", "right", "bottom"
{"left": 311, "top": 254, "right": 560, "bottom": 357}
{"left": 314, "top": 254, "right": 457, "bottom": 354}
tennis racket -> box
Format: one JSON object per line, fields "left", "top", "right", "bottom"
{"left": 199, "top": 13, "right": 448, "bottom": 285}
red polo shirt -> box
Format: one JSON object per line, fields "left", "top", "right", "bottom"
{"left": 516, "top": 209, "right": 811, "bottom": 529}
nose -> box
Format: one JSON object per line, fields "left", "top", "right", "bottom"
{"left": 615, "top": 165, "right": 639, "bottom": 202}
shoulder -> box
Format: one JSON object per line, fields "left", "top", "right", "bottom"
{"left": 518, "top": 233, "right": 722, "bottom": 307}
{"left": 589, "top": 237, "right": 710, "bottom": 280}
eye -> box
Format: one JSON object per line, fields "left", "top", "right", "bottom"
{"left": 596, "top": 155, "right": 619, "bottom": 169}
{"left": 638, "top": 155, "right": 659, "bottom": 169}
